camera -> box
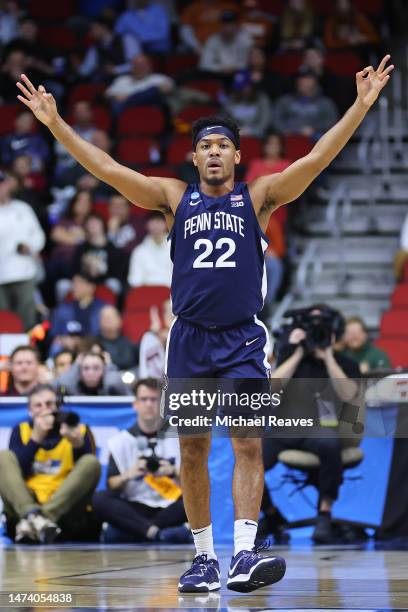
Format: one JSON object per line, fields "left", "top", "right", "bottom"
{"left": 278, "top": 306, "right": 345, "bottom": 353}
{"left": 141, "top": 439, "right": 175, "bottom": 475}
{"left": 50, "top": 410, "right": 80, "bottom": 431}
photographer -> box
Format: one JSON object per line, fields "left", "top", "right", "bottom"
{"left": 92, "top": 378, "right": 191, "bottom": 543}
{"left": 262, "top": 305, "right": 361, "bottom": 543}
{"left": 0, "top": 384, "right": 100, "bottom": 544}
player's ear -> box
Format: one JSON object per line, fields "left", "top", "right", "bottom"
{"left": 235, "top": 150, "right": 241, "bottom": 165}
{"left": 192, "top": 151, "right": 198, "bottom": 167}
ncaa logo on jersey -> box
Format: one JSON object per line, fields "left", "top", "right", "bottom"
{"left": 231, "top": 194, "right": 244, "bottom": 207}
{"left": 189, "top": 191, "right": 202, "bottom": 205}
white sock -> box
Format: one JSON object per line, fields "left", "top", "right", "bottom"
{"left": 191, "top": 524, "right": 216, "bottom": 559}
{"left": 234, "top": 519, "right": 257, "bottom": 556}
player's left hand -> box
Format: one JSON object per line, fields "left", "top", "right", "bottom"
{"left": 356, "top": 55, "right": 394, "bottom": 108}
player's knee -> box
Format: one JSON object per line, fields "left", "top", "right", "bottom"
{"left": 180, "top": 436, "right": 210, "bottom": 463}
{"left": 233, "top": 437, "right": 263, "bottom": 463}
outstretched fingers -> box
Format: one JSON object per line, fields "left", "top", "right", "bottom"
{"left": 16, "top": 80, "right": 33, "bottom": 100}
{"left": 20, "top": 73, "right": 37, "bottom": 94}
{"left": 376, "top": 54, "right": 391, "bottom": 74}
{"left": 379, "top": 64, "right": 394, "bottom": 80}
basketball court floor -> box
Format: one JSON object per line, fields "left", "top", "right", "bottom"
{"left": 1, "top": 541, "right": 408, "bottom": 610}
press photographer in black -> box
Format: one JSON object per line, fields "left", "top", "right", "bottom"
{"left": 261, "top": 305, "right": 361, "bottom": 544}
{"left": 0, "top": 384, "right": 100, "bottom": 544}
{"left": 92, "top": 378, "right": 191, "bottom": 543}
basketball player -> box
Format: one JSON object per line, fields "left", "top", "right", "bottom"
{"left": 16, "top": 55, "right": 392, "bottom": 593}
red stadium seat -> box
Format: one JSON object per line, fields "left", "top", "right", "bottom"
{"left": 95, "top": 285, "right": 117, "bottom": 305}
{"left": 354, "top": 0, "right": 383, "bottom": 15}
{"left": 164, "top": 54, "right": 198, "bottom": 76}
{"left": 167, "top": 137, "right": 192, "bottom": 164}
{"left": 268, "top": 53, "right": 302, "bottom": 76}
{"left": 177, "top": 105, "right": 219, "bottom": 124}
{"left": 0, "top": 310, "right": 24, "bottom": 333}
{"left": 404, "top": 261, "right": 408, "bottom": 282}
{"left": 283, "top": 134, "right": 313, "bottom": 160}
{"left": 117, "top": 137, "right": 160, "bottom": 165}
{"left": 380, "top": 310, "right": 408, "bottom": 338}
{"left": 141, "top": 165, "right": 178, "bottom": 178}
{"left": 28, "top": 0, "right": 77, "bottom": 19}
{"left": 68, "top": 84, "right": 106, "bottom": 106}
{"left": 374, "top": 338, "right": 408, "bottom": 368}
{"left": 38, "top": 26, "right": 79, "bottom": 51}
{"left": 184, "top": 79, "right": 222, "bottom": 99}
{"left": 125, "top": 286, "right": 170, "bottom": 311}
{"left": 311, "top": 0, "right": 333, "bottom": 16}
{"left": 122, "top": 311, "right": 152, "bottom": 342}
{"left": 240, "top": 137, "right": 263, "bottom": 161}
{"left": 391, "top": 285, "right": 408, "bottom": 308}
{"left": 257, "top": 0, "right": 285, "bottom": 14}
{"left": 0, "top": 105, "right": 19, "bottom": 136}
{"left": 66, "top": 106, "right": 111, "bottom": 132}
{"left": 325, "top": 52, "right": 362, "bottom": 76}
{"left": 92, "top": 201, "right": 109, "bottom": 221}
{"left": 117, "top": 107, "right": 165, "bottom": 136}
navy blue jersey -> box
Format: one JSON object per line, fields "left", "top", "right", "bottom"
{"left": 169, "top": 182, "right": 268, "bottom": 328}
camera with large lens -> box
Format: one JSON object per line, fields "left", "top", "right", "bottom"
{"left": 140, "top": 439, "right": 175, "bottom": 475}
{"left": 278, "top": 306, "right": 345, "bottom": 353}
{"left": 50, "top": 410, "right": 80, "bottom": 433}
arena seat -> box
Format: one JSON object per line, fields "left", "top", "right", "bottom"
{"left": 380, "top": 310, "right": 408, "bottom": 338}
{"left": 183, "top": 79, "right": 222, "bottom": 99}
{"left": 164, "top": 54, "right": 198, "bottom": 76}
{"left": 325, "top": 52, "right": 362, "bottom": 76}
{"left": 117, "top": 107, "right": 165, "bottom": 136}
{"left": 141, "top": 166, "right": 178, "bottom": 178}
{"left": 38, "top": 26, "right": 79, "bottom": 51}
{"left": 122, "top": 311, "right": 151, "bottom": 342}
{"left": 117, "top": 137, "right": 160, "bottom": 165}
{"left": 354, "top": 0, "right": 383, "bottom": 15}
{"left": 177, "top": 105, "right": 219, "bottom": 124}
{"left": 283, "top": 134, "right": 313, "bottom": 160}
{"left": 257, "top": 0, "right": 284, "bottom": 14}
{"left": 92, "top": 201, "right": 109, "bottom": 221}
{"left": 404, "top": 261, "right": 408, "bottom": 282}
{"left": 268, "top": 53, "right": 302, "bottom": 76}
{"left": 0, "top": 311, "right": 24, "bottom": 333}
{"left": 28, "top": 0, "right": 77, "bottom": 19}
{"left": 0, "top": 106, "right": 18, "bottom": 136}
{"left": 374, "top": 338, "right": 408, "bottom": 368}
{"left": 66, "top": 106, "right": 111, "bottom": 132}
{"left": 94, "top": 285, "right": 117, "bottom": 306}
{"left": 391, "top": 284, "right": 408, "bottom": 308}
{"left": 240, "top": 137, "right": 263, "bottom": 160}
{"left": 167, "top": 137, "right": 192, "bottom": 164}
{"left": 68, "top": 84, "right": 106, "bottom": 107}
{"left": 125, "top": 286, "right": 170, "bottom": 312}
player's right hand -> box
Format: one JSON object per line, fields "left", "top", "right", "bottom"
{"left": 16, "top": 74, "right": 58, "bottom": 126}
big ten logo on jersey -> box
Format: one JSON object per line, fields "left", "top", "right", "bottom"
{"left": 231, "top": 194, "right": 244, "bottom": 207}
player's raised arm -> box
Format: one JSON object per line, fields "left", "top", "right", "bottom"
{"left": 251, "top": 55, "right": 394, "bottom": 214}
{"left": 16, "top": 74, "right": 183, "bottom": 212}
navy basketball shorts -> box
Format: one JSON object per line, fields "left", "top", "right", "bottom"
{"left": 162, "top": 317, "right": 272, "bottom": 435}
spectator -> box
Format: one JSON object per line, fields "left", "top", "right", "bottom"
{"left": 3, "top": 16, "right": 64, "bottom": 101}
{"left": 50, "top": 273, "right": 105, "bottom": 342}
{"left": 0, "top": 384, "right": 100, "bottom": 543}
{"left": 139, "top": 300, "right": 173, "bottom": 378}
{"left": 0, "top": 49, "right": 27, "bottom": 103}
{"left": 53, "top": 350, "right": 75, "bottom": 378}
{"left": 55, "top": 351, "right": 131, "bottom": 396}
{"left": 3, "top": 346, "right": 41, "bottom": 397}
{"left": 240, "top": 0, "right": 276, "bottom": 48}
{"left": 324, "top": 0, "right": 379, "bottom": 52}
{"left": 199, "top": 10, "right": 253, "bottom": 75}
{"left": 75, "top": 131, "right": 116, "bottom": 199}
{"left": 394, "top": 207, "right": 408, "bottom": 281}
{"left": 78, "top": 15, "right": 141, "bottom": 82}
{"left": 128, "top": 211, "right": 172, "bottom": 288}
{"left": 180, "top": 0, "right": 237, "bottom": 53}
{"left": 0, "top": 172, "right": 45, "bottom": 330}
{"left": 48, "top": 190, "right": 92, "bottom": 290}
{"left": 115, "top": 0, "right": 171, "bottom": 54}
{"left": 247, "top": 45, "right": 285, "bottom": 100}
{"left": 222, "top": 69, "right": 271, "bottom": 138}
{"left": 54, "top": 101, "right": 97, "bottom": 185}
{"left": 92, "top": 378, "right": 191, "bottom": 543}
{"left": 105, "top": 53, "right": 174, "bottom": 116}
{"left": 0, "top": 0, "right": 19, "bottom": 45}
{"left": 341, "top": 317, "right": 391, "bottom": 373}
{"left": 107, "top": 194, "right": 141, "bottom": 255}
{"left": 245, "top": 131, "right": 292, "bottom": 181}
{"left": 273, "top": 67, "right": 338, "bottom": 139}
{"left": 11, "top": 154, "right": 47, "bottom": 198}
{"left": 2, "top": 111, "right": 50, "bottom": 172}
{"left": 72, "top": 213, "right": 128, "bottom": 292}
{"left": 280, "top": 0, "right": 316, "bottom": 51}
{"left": 97, "top": 305, "right": 139, "bottom": 371}
{"left": 262, "top": 305, "right": 361, "bottom": 543}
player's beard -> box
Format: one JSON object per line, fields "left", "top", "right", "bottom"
{"left": 202, "top": 170, "right": 231, "bottom": 186}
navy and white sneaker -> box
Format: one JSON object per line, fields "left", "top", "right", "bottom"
{"left": 227, "top": 543, "right": 286, "bottom": 592}
{"left": 178, "top": 554, "right": 221, "bottom": 593}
